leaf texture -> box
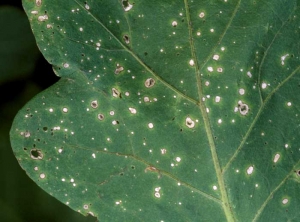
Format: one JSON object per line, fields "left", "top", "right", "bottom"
{"left": 11, "top": 0, "right": 300, "bottom": 221}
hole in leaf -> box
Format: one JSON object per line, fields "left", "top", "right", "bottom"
{"left": 30, "top": 149, "right": 43, "bottom": 160}
{"left": 123, "top": 35, "right": 130, "bottom": 44}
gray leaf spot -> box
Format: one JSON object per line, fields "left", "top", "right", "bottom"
{"left": 238, "top": 101, "right": 249, "bottom": 115}
{"left": 97, "top": 114, "right": 104, "bottom": 120}
{"left": 91, "top": 100, "right": 98, "bottom": 108}
{"left": 36, "top": 0, "right": 42, "bottom": 7}
{"left": 145, "top": 78, "right": 155, "bottom": 88}
{"left": 115, "top": 64, "right": 124, "bottom": 74}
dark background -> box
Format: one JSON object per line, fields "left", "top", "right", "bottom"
{"left": 0, "top": 1, "right": 95, "bottom": 221}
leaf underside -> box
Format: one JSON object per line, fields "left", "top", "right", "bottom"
{"left": 11, "top": 0, "right": 300, "bottom": 221}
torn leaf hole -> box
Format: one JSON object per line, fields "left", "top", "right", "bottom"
{"left": 123, "top": 35, "right": 130, "bottom": 44}
{"left": 122, "top": 0, "right": 133, "bottom": 12}
{"left": 30, "top": 149, "right": 43, "bottom": 160}
{"left": 296, "top": 170, "right": 300, "bottom": 176}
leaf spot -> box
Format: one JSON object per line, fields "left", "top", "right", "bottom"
{"left": 161, "top": 148, "right": 167, "bottom": 154}
{"left": 83, "top": 204, "right": 89, "bottom": 209}
{"left": 154, "top": 187, "right": 161, "bottom": 198}
{"left": 63, "top": 63, "right": 70, "bottom": 68}
{"left": 31, "top": 11, "right": 38, "bottom": 15}
{"left": 273, "top": 153, "right": 280, "bottom": 163}
{"left": 239, "top": 88, "right": 245, "bottom": 95}
{"left": 91, "top": 100, "right": 98, "bottom": 108}
{"left": 247, "top": 166, "right": 254, "bottom": 175}
{"left": 185, "top": 117, "right": 195, "bottom": 128}
{"left": 172, "top": 21, "right": 178, "bottom": 27}
{"left": 115, "top": 64, "right": 124, "bottom": 74}
{"left": 176, "top": 157, "right": 181, "bottom": 162}
{"left": 145, "top": 78, "right": 155, "bottom": 88}
{"left": 128, "top": 107, "right": 137, "bottom": 114}
{"left": 85, "top": 3, "right": 90, "bottom": 10}
{"left": 213, "top": 54, "right": 220, "bottom": 61}
{"left": 287, "top": 102, "right": 292, "bottom": 106}
{"left": 189, "top": 59, "right": 195, "bottom": 66}
{"left": 213, "top": 185, "right": 218, "bottom": 190}
{"left": 144, "top": 97, "right": 150, "bottom": 102}
{"left": 199, "top": 12, "right": 205, "bottom": 18}
{"left": 238, "top": 101, "right": 249, "bottom": 115}
{"left": 38, "top": 15, "right": 48, "bottom": 22}
{"left": 282, "top": 198, "right": 289, "bottom": 205}
{"left": 207, "top": 67, "right": 213, "bottom": 72}
{"left": 62, "top": 107, "right": 68, "bottom": 113}
{"left": 261, "top": 82, "right": 268, "bottom": 89}
{"left": 148, "top": 123, "right": 154, "bottom": 129}
{"left": 35, "top": 0, "right": 42, "bottom": 7}
{"left": 217, "top": 67, "right": 223, "bottom": 73}
{"left": 215, "top": 96, "right": 221, "bottom": 103}
{"left": 40, "top": 173, "right": 46, "bottom": 179}
{"left": 281, "top": 54, "right": 289, "bottom": 65}
{"left": 97, "top": 114, "right": 104, "bottom": 120}
{"left": 112, "top": 88, "right": 121, "bottom": 98}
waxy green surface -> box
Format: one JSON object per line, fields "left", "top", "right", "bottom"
{"left": 10, "top": 0, "right": 300, "bottom": 221}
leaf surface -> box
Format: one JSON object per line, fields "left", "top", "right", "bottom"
{"left": 11, "top": 0, "right": 300, "bottom": 221}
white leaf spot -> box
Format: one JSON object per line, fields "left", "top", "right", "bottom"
{"left": 273, "top": 154, "right": 280, "bottom": 163}
{"left": 185, "top": 117, "right": 195, "bottom": 128}
{"left": 281, "top": 54, "right": 289, "bottom": 65}
{"left": 189, "top": 59, "right": 195, "bottom": 66}
{"left": 282, "top": 198, "right": 289, "bottom": 205}
{"left": 40, "top": 173, "right": 46, "bottom": 179}
{"left": 239, "top": 88, "right": 245, "bottom": 95}
{"left": 247, "top": 166, "right": 254, "bottom": 175}
{"left": 213, "top": 55, "right": 220, "bottom": 61}
{"left": 199, "top": 12, "right": 205, "bottom": 18}
{"left": 207, "top": 67, "right": 213, "bottom": 72}
{"left": 128, "top": 107, "right": 137, "bottom": 114}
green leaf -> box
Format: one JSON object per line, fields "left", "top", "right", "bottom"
{"left": 11, "top": 0, "right": 300, "bottom": 221}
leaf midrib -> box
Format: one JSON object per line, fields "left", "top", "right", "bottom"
{"left": 183, "top": 0, "right": 240, "bottom": 221}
